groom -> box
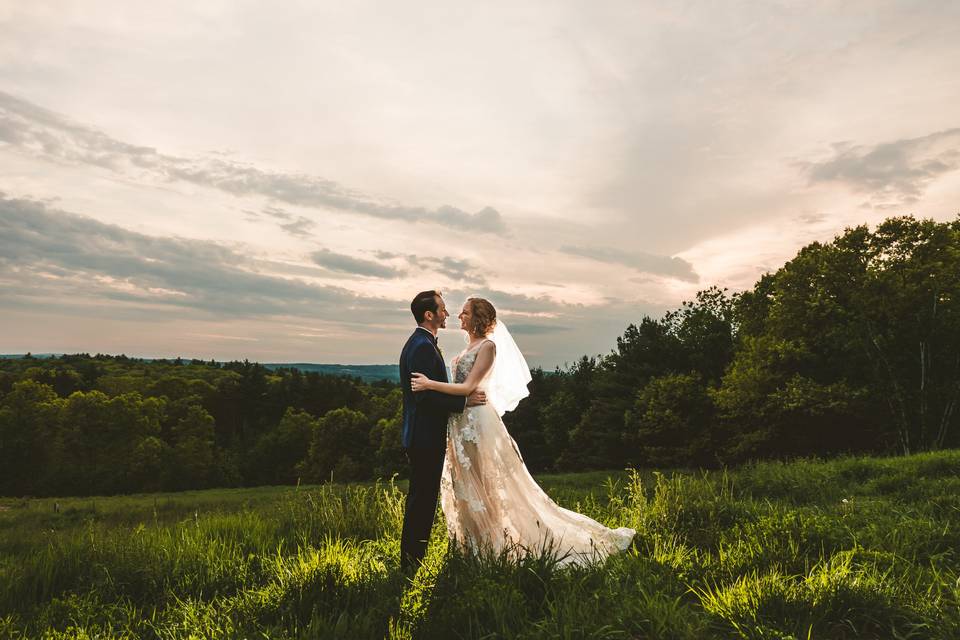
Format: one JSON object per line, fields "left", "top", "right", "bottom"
{"left": 400, "top": 290, "right": 485, "bottom": 571}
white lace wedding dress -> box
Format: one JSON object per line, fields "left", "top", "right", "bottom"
{"left": 439, "top": 341, "right": 636, "bottom": 567}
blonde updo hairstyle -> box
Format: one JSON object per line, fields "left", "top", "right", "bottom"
{"left": 466, "top": 297, "right": 497, "bottom": 337}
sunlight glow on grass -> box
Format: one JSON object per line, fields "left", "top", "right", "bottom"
{"left": 1, "top": 452, "right": 959, "bottom": 638}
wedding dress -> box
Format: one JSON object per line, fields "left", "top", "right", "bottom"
{"left": 439, "top": 339, "right": 636, "bottom": 567}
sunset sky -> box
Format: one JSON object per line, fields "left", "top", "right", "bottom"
{"left": 2, "top": 1, "right": 959, "bottom": 367}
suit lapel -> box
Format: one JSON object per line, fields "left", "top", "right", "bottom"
{"left": 409, "top": 330, "right": 447, "bottom": 382}
{"left": 432, "top": 339, "right": 448, "bottom": 382}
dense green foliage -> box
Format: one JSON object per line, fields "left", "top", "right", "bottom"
{"left": 0, "top": 356, "right": 400, "bottom": 496}
{"left": 1, "top": 451, "right": 958, "bottom": 638}
{"left": 2, "top": 215, "right": 959, "bottom": 497}
{"left": 505, "top": 215, "right": 960, "bottom": 470}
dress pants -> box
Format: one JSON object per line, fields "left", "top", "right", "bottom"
{"left": 400, "top": 446, "right": 446, "bottom": 570}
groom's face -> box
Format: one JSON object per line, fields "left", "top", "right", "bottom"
{"left": 428, "top": 295, "right": 449, "bottom": 330}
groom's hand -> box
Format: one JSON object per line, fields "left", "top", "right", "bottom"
{"left": 466, "top": 389, "right": 486, "bottom": 407}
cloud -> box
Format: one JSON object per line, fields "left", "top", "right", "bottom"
{"left": 278, "top": 217, "right": 315, "bottom": 238}
{"left": 0, "top": 194, "right": 403, "bottom": 322}
{"left": 260, "top": 206, "right": 293, "bottom": 221}
{"left": 243, "top": 206, "right": 316, "bottom": 238}
{"left": 0, "top": 90, "right": 507, "bottom": 235}
{"left": 432, "top": 287, "right": 667, "bottom": 365}
{"left": 795, "top": 212, "right": 827, "bottom": 225}
{"left": 0, "top": 195, "right": 667, "bottom": 366}
{"left": 308, "top": 250, "right": 486, "bottom": 284}
{"left": 802, "top": 129, "right": 960, "bottom": 208}
{"left": 310, "top": 249, "right": 406, "bottom": 279}
{"left": 444, "top": 287, "right": 571, "bottom": 315}
{"left": 559, "top": 245, "right": 699, "bottom": 282}
{"left": 404, "top": 255, "right": 487, "bottom": 285}
{"left": 507, "top": 323, "right": 572, "bottom": 335}
{"left": 0, "top": 91, "right": 158, "bottom": 168}
{"left": 433, "top": 257, "right": 482, "bottom": 282}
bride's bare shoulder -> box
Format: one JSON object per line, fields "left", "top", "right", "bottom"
{"left": 477, "top": 339, "right": 496, "bottom": 358}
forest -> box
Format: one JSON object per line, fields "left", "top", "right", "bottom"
{"left": 2, "top": 215, "right": 959, "bottom": 497}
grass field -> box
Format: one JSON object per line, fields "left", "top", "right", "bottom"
{"left": 1, "top": 452, "right": 959, "bottom": 639}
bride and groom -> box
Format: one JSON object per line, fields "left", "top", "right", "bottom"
{"left": 399, "top": 290, "right": 635, "bottom": 572}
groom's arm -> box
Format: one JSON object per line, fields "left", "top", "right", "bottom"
{"left": 409, "top": 343, "right": 467, "bottom": 413}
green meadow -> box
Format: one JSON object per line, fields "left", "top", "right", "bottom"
{"left": 1, "top": 451, "right": 959, "bottom": 639}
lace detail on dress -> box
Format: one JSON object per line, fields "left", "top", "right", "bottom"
{"left": 453, "top": 344, "right": 486, "bottom": 384}
{"left": 453, "top": 410, "right": 481, "bottom": 470}
{"left": 448, "top": 345, "right": 486, "bottom": 472}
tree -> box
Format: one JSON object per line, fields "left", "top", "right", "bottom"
{"left": 128, "top": 436, "right": 171, "bottom": 493}
{"left": 713, "top": 335, "right": 873, "bottom": 461}
{"left": 733, "top": 216, "right": 960, "bottom": 454}
{"left": 51, "top": 390, "right": 165, "bottom": 494}
{"left": 370, "top": 411, "right": 406, "bottom": 480}
{"left": 663, "top": 286, "right": 738, "bottom": 383}
{"left": 297, "top": 407, "right": 372, "bottom": 483}
{"left": 23, "top": 366, "right": 86, "bottom": 397}
{"left": 168, "top": 404, "right": 225, "bottom": 490}
{"left": 563, "top": 318, "right": 685, "bottom": 470}
{"left": 0, "top": 380, "right": 62, "bottom": 495}
{"left": 852, "top": 217, "right": 960, "bottom": 452}
{"left": 539, "top": 390, "right": 580, "bottom": 469}
{"left": 625, "top": 372, "right": 715, "bottom": 468}
{"left": 245, "top": 408, "right": 316, "bottom": 485}
{"left": 502, "top": 368, "right": 556, "bottom": 472}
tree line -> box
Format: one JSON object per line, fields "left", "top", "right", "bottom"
{"left": 0, "top": 355, "right": 405, "bottom": 496}
{"left": 1, "top": 215, "right": 958, "bottom": 496}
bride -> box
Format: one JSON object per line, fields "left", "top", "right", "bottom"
{"left": 411, "top": 296, "right": 635, "bottom": 567}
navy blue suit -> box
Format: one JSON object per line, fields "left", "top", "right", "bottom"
{"left": 399, "top": 327, "right": 466, "bottom": 569}
{"left": 400, "top": 328, "right": 466, "bottom": 448}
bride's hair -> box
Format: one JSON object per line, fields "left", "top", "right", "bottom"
{"left": 466, "top": 297, "right": 497, "bottom": 337}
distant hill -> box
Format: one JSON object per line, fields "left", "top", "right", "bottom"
{"left": 263, "top": 363, "right": 399, "bottom": 383}
{"left": 0, "top": 354, "right": 399, "bottom": 384}
{"left": 0, "top": 353, "right": 60, "bottom": 359}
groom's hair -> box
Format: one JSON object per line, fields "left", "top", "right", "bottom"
{"left": 411, "top": 290, "right": 442, "bottom": 323}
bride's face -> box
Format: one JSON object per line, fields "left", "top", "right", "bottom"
{"left": 458, "top": 303, "right": 472, "bottom": 334}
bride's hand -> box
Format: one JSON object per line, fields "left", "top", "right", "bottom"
{"left": 410, "top": 372, "right": 432, "bottom": 392}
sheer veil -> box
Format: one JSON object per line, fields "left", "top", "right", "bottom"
{"left": 486, "top": 320, "right": 532, "bottom": 416}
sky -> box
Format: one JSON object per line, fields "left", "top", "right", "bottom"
{"left": 1, "top": 1, "right": 959, "bottom": 368}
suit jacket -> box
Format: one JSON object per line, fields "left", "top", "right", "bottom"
{"left": 400, "top": 327, "right": 466, "bottom": 449}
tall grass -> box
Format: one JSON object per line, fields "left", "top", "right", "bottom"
{"left": 1, "top": 451, "right": 958, "bottom": 638}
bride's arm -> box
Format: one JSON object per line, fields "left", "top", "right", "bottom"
{"left": 411, "top": 342, "right": 495, "bottom": 396}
